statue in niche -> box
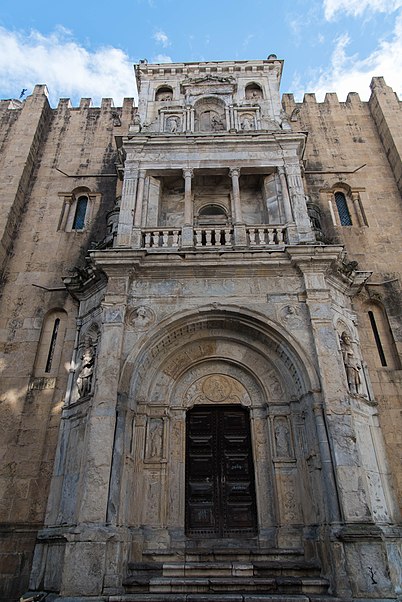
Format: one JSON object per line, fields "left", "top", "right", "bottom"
{"left": 241, "top": 116, "right": 254, "bottom": 130}
{"left": 340, "top": 331, "right": 361, "bottom": 394}
{"left": 274, "top": 417, "right": 292, "bottom": 457}
{"left": 167, "top": 116, "right": 180, "bottom": 133}
{"left": 76, "top": 338, "right": 96, "bottom": 397}
{"left": 148, "top": 419, "right": 163, "bottom": 459}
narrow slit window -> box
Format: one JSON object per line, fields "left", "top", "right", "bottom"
{"left": 45, "top": 318, "right": 60, "bottom": 373}
{"left": 335, "top": 192, "right": 352, "bottom": 226}
{"left": 72, "top": 196, "right": 88, "bottom": 230}
{"left": 368, "top": 310, "right": 387, "bottom": 367}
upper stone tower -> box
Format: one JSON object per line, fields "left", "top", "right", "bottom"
{"left": 135, "top": 57, "right": 288, "bottom": 134}
{"left": 115, "top": 57, "right": 314, "bottom": 252}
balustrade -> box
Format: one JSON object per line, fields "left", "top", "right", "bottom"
{"left": 141, "top": 226, "right": 286, "bottom": 250}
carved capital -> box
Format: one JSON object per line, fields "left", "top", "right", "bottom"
{"left": 182, "top": 168, "right": 194, "bottom": 179}
{"left": 229, "top": 167, "right": 241, "bottom": 179}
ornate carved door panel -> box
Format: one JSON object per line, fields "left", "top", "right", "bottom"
{"left": 185, "top": 405, "right": 257, "bottom": 538}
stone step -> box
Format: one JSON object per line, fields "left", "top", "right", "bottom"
{"left": 141, "top": 548, "right": 306, "bottom": 564}
{"left": 127, "top": 560, "right": 321, "bottom": 579}
{"left": 123, "top": 575, "right": 330, "bottom": 596}
{"left": 120, "top": 591, "right": 332, "bottom": 600}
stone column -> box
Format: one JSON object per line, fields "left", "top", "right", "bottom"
{"left": 183, "top": 168, "right": 194, "bottom": 225}
{"left": 351, "top": 191, "right": 364, "bottom": 226}
{"left": 131, "top": 169, "right": 146, "bottom": 248}
{"left": 229, "top": 167, "right": 247, "bottom": 246}
{"left": 181, "top": 168, "right": 195, "bottom": 247}
{"left": 229, "top": 167, "right": 242, "bottom": 224}
{"left": 116, "top": 167, "right": 138, "bottom": 247}
{"left": 59, "top": 196, "right": 73, "bottom": 231}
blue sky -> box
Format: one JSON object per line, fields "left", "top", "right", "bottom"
{"left": 0, "top": 0, "right": 401, "bottom": 106}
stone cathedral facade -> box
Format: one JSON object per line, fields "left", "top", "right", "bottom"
{"left": 0, "top": 57, "right": 401, "bottom": 601}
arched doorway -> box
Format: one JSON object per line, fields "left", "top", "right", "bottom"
{"left": 185, "top": 404, "right": 257, "bottom": 538}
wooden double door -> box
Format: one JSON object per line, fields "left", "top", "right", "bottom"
{"left": 185, "top": 405, "right": 257, "bottom": 538}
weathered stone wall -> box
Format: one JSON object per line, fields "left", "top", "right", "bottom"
{"left": 0, "top": 90, "right": 134, "bottom": 601}
{"left": 282, "top": 83, "right": 402, "bottom": 515}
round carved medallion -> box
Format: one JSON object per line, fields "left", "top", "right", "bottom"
{"left": 202, "top": 374, "right": 232, "bottom": 402}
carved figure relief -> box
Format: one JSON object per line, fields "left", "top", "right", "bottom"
{"left": 266, "top": 368, "right": 283, "bottom": 398}
{"left": 202, "top": 374, "right": 232, "bottom": 402}
{"left": 128, "top": 306, "right": 155, "bottom": 330}
{"left": 184, "top": 373, "right": 251, "bottom": 406}
{"left": 210, "top": 112, "right": 225, "bottom": 131}
{"left": 280, "top": 304, "right": 302, "bottom": 328}
{"left": 240, "top": 114, "right": 254, "bottom": 130}
{"left": 273, "top": 416, "right": 293, "bottom": 458}
{"left": 146, "top": 418, "right": 164, "bottom": 460}
{"left": 166, "top": 116, "right": 180, "bottom": 133}
{"left": 340, "top": 331, "right": 362, "bottom": 394}
{"left": 76, "top": 337, "right": 96, "bottom": 398}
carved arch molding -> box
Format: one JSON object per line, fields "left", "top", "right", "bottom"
{"left": 112, "top": 311, "right": 325, "bottom": 547}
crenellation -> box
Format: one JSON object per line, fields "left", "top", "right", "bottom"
{"left": 79, "top": 97, "right": 92, "bottom": 109}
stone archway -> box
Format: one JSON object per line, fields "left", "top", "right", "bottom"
{"left": 115, "top": 308, "right": 331, "bottom": 558}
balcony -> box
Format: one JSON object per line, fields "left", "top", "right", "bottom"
{"left": 141, "top": 225, "right": 287, "bottom": 250}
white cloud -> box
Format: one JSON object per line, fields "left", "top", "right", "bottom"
{"left": 153, "top": 30, "right": 170, "bottom": 47}
{"left": 152, "top": 54, "right": 173, "bottom": 63}
{"left": 324, "top": 0, "right": 402, "bottom": 19}
{"left": 295, "top": 12, "right": 402, "bottom": 100}
{"left": 0, "top": 26, "right": 137, "bottom": 106}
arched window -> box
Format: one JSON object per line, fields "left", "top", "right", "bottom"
{"left": 33, "top": 309, "right": 68, "bottom": 377}
{"left": 72, "top": 196, "right": 88, "bottom": 230}
{"left": 58, "top": 187, "right": 100, "bottom": 232}
{"left": 197, "top": 204, "right": 228, "bottom": 226}
{"left": 334, "top": 192, "right": 352, "bottom": 226}
{"left": 366, "top": 304, "right": 400, "bottom": 369}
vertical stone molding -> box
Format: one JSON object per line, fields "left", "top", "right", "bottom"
{"left": 77, "top": 297, "right": 127, "bottom": 524}
{"left": 277, "top": 166, "right": 293, "bottom": 223}
{"left": 285, "top": 162, "right": 315, "bottom": 242}
{"left": 116, "top": 167, "right": 138, "bottom": 247}
{"left": 133, "top": 169, "right": 146, "bottom": 227}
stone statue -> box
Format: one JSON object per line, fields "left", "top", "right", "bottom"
{"left": 77, "top": 339, "right": 95, "bottom": 397}
{"left": 241, "top": 116, "right": 253, "bottom": 130}
{"left": 168, "top": 117, "right": 179, "bottom": 133}
{"left": 149, "top": 420, "right": 163, "bottom": 459}
{"left": 340, "top": 331, "right": 361, "bottom": 394}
